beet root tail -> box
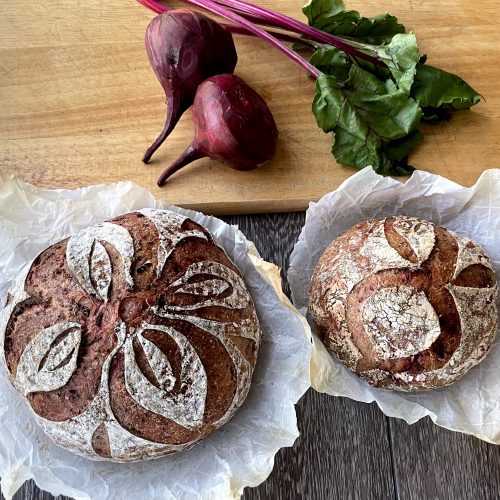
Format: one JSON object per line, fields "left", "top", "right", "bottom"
{"left": 142, "top": 96, "right": 183, "bottom": 164}
{"left": 157, "top": 143, "right": 205, "bottom": 186}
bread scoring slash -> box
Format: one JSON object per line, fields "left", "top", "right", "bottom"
{"left": 309, "top": 216, "right": 498, "bottom": 391}
{"left": 1, "top": 209, "right": 261, "bottom": 462}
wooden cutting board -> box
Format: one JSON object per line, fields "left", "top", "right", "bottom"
{"left": 1, "top": 0, "right": 499, "bottom": 214}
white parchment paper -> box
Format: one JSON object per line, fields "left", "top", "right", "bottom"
{"left": 0, "top": 174, "right": 312, "bottom": 500}
{"left": 288, "top": 167, "right": 500, "bottom": 444}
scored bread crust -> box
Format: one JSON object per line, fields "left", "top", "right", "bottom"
{"left": 1, "top": 209, "right": 261, "bottom": 462}
{"left": 309, "top": 216, "right": 498, "bottom": 391}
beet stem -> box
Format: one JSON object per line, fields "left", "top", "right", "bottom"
{"left": 170, "top": 0, "right": 321, "bottom": 78}
{"left": 212, "top": 0, "right": 380, "bottom": 64}
{"left": 136, "top": 0, "right": 319, "bottom": 49}
{"left": 136, "top": 0, "right": 379, "bottom": 65}
{"left": 142, "top": 95, "right": 182, "bottom": 164}
{"left": 136, "top": 0, "right": 164, "bottom": 14}
{"left": 229, "top": 25, "right": 320, "bottom": 49}
{"left": 157, "top": 143, "right": 205, "bottom": 186}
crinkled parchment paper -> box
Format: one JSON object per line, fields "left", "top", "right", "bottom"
{"left": 288, "top": 167, "right": 500, "bottom": 444}
{"left": 0, "top": 174, "right": 312, "bottom": 500}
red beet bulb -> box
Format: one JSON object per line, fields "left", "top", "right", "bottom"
{"left": 143, "top": 10, "right": 237, "bottom": 163}
{"left": 157, "top": 74, "right": 279, "bottom": 186}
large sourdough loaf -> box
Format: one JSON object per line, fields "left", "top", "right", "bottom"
{"left": 1, "top": 209, "right": 261, "bottom": 461}
{"left": 309, "top": 216, "right": 498, "bottom": 391}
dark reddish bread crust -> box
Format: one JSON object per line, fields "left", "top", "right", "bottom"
{"left": 2, "top": 209, "right": 261, "bottom": 461}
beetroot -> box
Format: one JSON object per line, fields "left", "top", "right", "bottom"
{"left": 143, "top": 10, "right": 237, "bottom": 163}
{"left": 157, "top": 74, "right": 278, "bottom": 186}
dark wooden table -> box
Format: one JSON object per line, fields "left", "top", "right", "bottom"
{"left": 5, "top": 212, "right": 500, "bottom": 500}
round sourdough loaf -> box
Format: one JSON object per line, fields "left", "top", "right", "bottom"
{"left": 309, "top": 215, "right": 498, "bottom": 391}
{"left": 1, "top": 209, "right": 261, "bottom": 461}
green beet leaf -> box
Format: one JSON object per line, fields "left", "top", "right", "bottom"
{"left": 310, "top": 45, "right": 352, "bottom": 81}
{"left": 303, "top": 0, "right": 418, "bottom": 92}
{"left": 303, "top": 0, "right": 405, "bottom": 45}
{"left": 383, "top": 130, "right": 423, "bottom": 162}
{"left": 411, "top": 63, "right": 481, "bottom": 122}
{"left": 332, "top": 128, "right": 420, "bottom": 175}
{"left": 313, "top": 70, "right": 422, "bottom": 174}
{"left": 369, "top": 33, "right": 419, "bottom": 93}
{"left": 302, "top": 0, "right": 481, "bottom": 176}
{"left": 303, "top": 0, "right": 346, "bottom": 21}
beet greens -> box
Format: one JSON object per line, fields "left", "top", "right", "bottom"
{"left": 138, "top": 0, "right": 481, "bottom": 176}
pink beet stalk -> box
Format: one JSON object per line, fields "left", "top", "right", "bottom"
{"left": 137, "top": 0, "right": 379, "bottom": 65}
{"left": 136, "top": 0, "right": 320, "bottom": 48}
{"left": 170, "top": 0, "right": 320, "bottom": 77}
{"left": 137, "top": 0, "right": 320, "bottom": 77}
{"left": 212, "top": 0, "right": 379, "bottom": 63}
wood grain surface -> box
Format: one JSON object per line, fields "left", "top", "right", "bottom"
{"left": 3, "top": 212, "right": 500, "bottom": 500}
{"left": 1, "top": 0, "right": 500, "bottom": 214}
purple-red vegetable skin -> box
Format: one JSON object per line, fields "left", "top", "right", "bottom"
{"left": 143, "top": 10, "right": 237, "bottom": 163}
{"left": 157, "top": 74, "right": 278, "bottom": 186}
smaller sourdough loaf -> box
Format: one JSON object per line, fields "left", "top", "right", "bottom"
{"left": 309, "top": 216, "right": 498, "bottom": 391}
{"left": 1, "top": 209, "right": 261, "bottom": 462}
